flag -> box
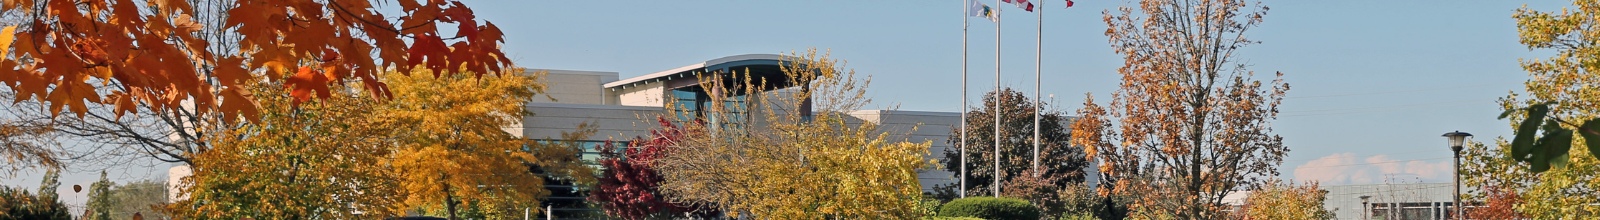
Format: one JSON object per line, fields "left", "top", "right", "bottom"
{"left": 1002, "top": 0, "right": 1034, "bottom": 12}
{"left": 967, "top": 0, "right": 998, "bottom": 22}
{"left": 1065, "top": 0, "right": 1075, "bottom": 8}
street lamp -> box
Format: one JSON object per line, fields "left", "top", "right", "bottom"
{"left": 1442, "top": 131, "right": 1473, "bottom": 220}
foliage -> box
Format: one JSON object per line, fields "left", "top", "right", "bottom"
{"left": 86, "top": 171, "right": 113, "bottom": 220}
{"left": 172, "top": 69, "right": 581, "bottom": 219}
{"left": 104, "top": 179, "right": 168, "bottom": 220}
{"left": 918, "top": 197, "right": 944, "bottom": 217}
{"left": 0, "top": 186, "right": 70, "bottom": 220}
{"left": 1073, "top": 0, "right": 1288, "bottom": 219}
{"left": 589, "top": 117, "right": 714, "bottom": 219}
{"left": 0, "top": 121, "right": 56, "bottom": 177}
{"left": 1001, "top": 169, "right": 1066, "bottom": 219}
{"left": 654, "top": 49, "right": 934, "bottom": 219}
{"left": 1056, "top": 183, "right": 1129, "bottom": 220}
{"left": 1232, "top": 180, "right": 1335, "bottom": 220}
{"left": 171, "top": 77, "right": 400, "bottom": 219}
{"left": 1466, "top": 186, "right": 1525, "bottom": 220}
{"left": 943, "top": 88, "right": 1088, "bottom": 197}
{"left": 0, "top": 0, "right": 510, "bottom": 121}
{"left": 936, "top": 197, "right": 1040, "bottom": 220}
{"left": 1500, "top": 0, "right": 1600, "bottom": 173}
{"left": 1463, "top": 138, "right": 1599, "bottom": 218}
{"left": 387, "top": 69, "right": 571, "bottom": 219}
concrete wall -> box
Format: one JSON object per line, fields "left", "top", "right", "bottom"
{"left": 521, "top": 102, "right": 665, "bottom": 141}
{"left": 848, "top": 110, "right": 962, "bottom": 191}
{"left": 616, "top": 82, "right": 666, "bottom": 108}
{"left": 530, "top": 69, "right": 618, "bottom": 105}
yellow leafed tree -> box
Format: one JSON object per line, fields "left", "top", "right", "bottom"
{"left": 174, "top": 79, "right": 401, "bottom": 219}
{"left": 653, "top": 49, "right": 934, "bottom": 219}
{"left": 384, "top": 69, "right": 587, "bottom": 219}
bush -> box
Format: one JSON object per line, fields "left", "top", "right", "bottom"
{"left": 938, "top": 197, "right": 1040, "bottom": 220}
{"left": 925, "top": 217, "right": 985, "bottom": 220}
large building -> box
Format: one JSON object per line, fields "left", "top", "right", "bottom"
{"left": 518, "top": 54, "right": 973, "bottom": 217}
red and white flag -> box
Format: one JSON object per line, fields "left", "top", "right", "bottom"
{"left": 1002, "top": 0, "right": 1034, "bottom": 12}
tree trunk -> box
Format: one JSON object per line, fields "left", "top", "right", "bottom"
{"left": 444, "top": 177, "right": 458, "bottom": 220}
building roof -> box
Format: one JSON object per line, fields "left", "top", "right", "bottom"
{"left": 602, "top": 54, "right": 788, "bottom": 89}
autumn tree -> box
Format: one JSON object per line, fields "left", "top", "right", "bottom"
{"left": 1071, "top": 0, "right": 1289, "bottom": 219}
{"left": 385, "top": 69, "right": 586, "bottom": 220}
{"left": 0, "top": 0, "right": 513, "bottom": 173}
{"left": 654, "top": 49, "right": 935, "bottom": 219}
{"left": 170, "top": 77, "right": 402, "bottom": 219}
{"left": 941, "top": 88, "right": 1088, "bottom": 197}
{"left": 1460, "top": 0, "right": 1600, "bottom": 217}
{"left": 1231, "top": 180, "right": 1335, "bottom": 220}
{"left": 589, "top": 117, "right": 715, "bottom": 219}
{"left": 0, "top": 176, "right": 71, "bottom": 220}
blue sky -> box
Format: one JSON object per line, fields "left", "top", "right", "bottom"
{"left": 3, "top": 0, "right": 1579, "bottom": 207}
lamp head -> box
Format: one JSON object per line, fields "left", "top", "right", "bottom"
{"left": 1442, "top": 131, "right": 1473, "bottom": 151}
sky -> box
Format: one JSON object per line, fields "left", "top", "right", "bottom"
{"left": 0, "top": 0, "right": 1578, "bottom": 209}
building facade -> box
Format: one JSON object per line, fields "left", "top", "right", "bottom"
{"left": 519, "top": 54, "right": 975, "bottom": 217}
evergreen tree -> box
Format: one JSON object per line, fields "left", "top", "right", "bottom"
{"left": 86, "top": 170, "right": 114, "bottom": 220}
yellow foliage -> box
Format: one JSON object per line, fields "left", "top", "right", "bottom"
{"left": 653, "top": 49, "right": 934, "bottom": 219}
{"left": 1235, "top": 181, "right": 1334, "bottom": 220}
{"left": 1486, "top": 0, "right": 1600, "bottom": 218}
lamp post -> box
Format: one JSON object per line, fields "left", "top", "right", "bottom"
{"left": 1442, "top": 131, "right": 1472, "bottom": 219}
{"left": 1360, "top": 195, "right": 1371, "bottom": 220}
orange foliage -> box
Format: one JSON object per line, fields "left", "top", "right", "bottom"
{"left": 0, "top": 0, "right": 510, "bottom": 123}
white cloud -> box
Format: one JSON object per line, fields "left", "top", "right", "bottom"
{"left": 1292, "top": 153, "right": 1452, "bottom": 185}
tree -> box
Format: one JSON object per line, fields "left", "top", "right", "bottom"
{"left": 1071, "top": 0, "right": 1288, "bottom": 219}
{"left": 0, "top": 186, "right": 70, "bottom": 220}
{"left": 86, "top": 171, "right": 113, "bottom": 220}
{"left": 171, "top": 75, "right": 402, "bottom": 219}
{"left": 589, "top": 117, "right": 715, "bottom": 219}
{"left": 105, "top": 179, "right": 168, "bottom": 220}
{"left": 941, "top": 88, "right": 1088, "bottom": 197}
{"left": 386, "top": 69, "right": 575, "bottom": 220}
{"left": 1231, "top": 181, "right": 1335, "bottom": 220}
{"left": 0, "top": 0, "right": 514, "bottom": 175}
{"left": 1466, "top": 186, "right": 1525, "bottom": 220}
{"left": 1462, "top": 137, "right": 1598, "bottom": 218}
{"left": 1500, "top": 0, "right": 1600, "bottom": 174}
{"left": 0, "top": 0, "right": 509, "bottom": 119}
{"left": 653, "top": 49, "right": 935, "bottom": 219}
{"left": 0, "top": 120, "right": 56, "bottom": 178}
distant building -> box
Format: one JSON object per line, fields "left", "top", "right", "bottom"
{"left": 168, "top": 54, "right": 1098, "bottom": 218}
{"left": 1227, "top": 182, "right": 1477, "bottom": 220}
{"left": 520, "top": 54, "right": 1095, "bottom": 217}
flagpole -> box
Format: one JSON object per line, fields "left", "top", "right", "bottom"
{"left": 992, "top": 0, "right": 1003, "bottom": 198}
{"left": 1032, "top": 0, "right": 1043, "bottom": 178}
{"left": 960, "top": 0, "right": 970, "bottom": 199}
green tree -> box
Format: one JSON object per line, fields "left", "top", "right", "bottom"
{"left": 86, "top": 171, "right": 113, "bottom": 220}
{"left": 654, "top": 49, "right": 934, "bottom": 219}
{"left": 941, "top": 88, "right": 1088, "bottom": 197}
{"left": 0, "top": 186, "right": 70, "bottom": 220}
{"left": 106, "top": 179, "right": 168, "bottom": 220}
{"left": 35, "top": 168, "right": 58, "bottom": 201}
{"left": 1073, "top": 0, "right": 1288, "bottom": 219}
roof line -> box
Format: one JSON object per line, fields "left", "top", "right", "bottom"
{"left": 602, "top": 54, "right": 787, "bottom": 89}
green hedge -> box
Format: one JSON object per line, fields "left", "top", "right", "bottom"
{"left": 937, "top": 197, "right": 1040, "bottom": 220}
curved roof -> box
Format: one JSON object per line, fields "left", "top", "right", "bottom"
{"left": 602, "top": 54, "right": 788, "bottom": 89}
